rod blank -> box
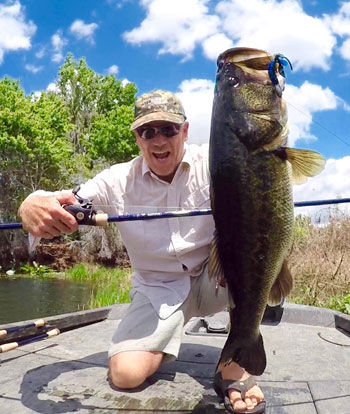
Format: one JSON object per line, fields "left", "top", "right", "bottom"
{"left": 0, "top": 328, "right": 60, "bottom": 353}
{"left": 0, "top": 319, "right": 46, "bottom": 339}
{"left": 1, "top": 198, "right": 350, "bottom": 230}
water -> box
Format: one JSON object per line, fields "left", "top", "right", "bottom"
{"left": 0, "top": 276, "right": 93, "bottom": 324}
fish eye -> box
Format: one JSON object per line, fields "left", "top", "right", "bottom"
{"left": 217, "top": 59, "right": 225, "bottom": 70}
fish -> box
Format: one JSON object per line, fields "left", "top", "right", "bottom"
{"left": 208, "top": 47, "right": 325, "bottom": 376}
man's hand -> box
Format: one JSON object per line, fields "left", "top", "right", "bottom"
{"left": 18, "top": 192, "right": 79, "bottom": 239}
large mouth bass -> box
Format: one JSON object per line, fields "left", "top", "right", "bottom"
{"left": 208, "top": 47, "right": 325, "bottom": 376}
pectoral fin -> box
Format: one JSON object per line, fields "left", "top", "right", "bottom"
{"left": 284, "top": 148, "right": 326, "bottom": 185}
{"left": 268, "top": 260, "right": 293, "bottom": 306}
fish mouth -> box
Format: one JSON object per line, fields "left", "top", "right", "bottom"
{"left": 218, "top": 47, "right": 273, "bottom": 69}
{"left": 217, "top": 48, "right": 275, "bottom": 85}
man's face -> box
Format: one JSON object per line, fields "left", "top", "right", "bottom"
{"left": 135, "top": 120, "right": 189, "bottom": 183}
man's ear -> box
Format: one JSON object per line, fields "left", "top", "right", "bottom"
{"left": 182, "top": 121, "right": 189, "bottom": 141}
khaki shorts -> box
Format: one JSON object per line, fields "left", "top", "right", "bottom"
{"left": 108, "top": 265, "right": 232, "bottom": 362}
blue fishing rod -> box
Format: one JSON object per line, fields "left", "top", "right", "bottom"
{"left": 0, "top": 192, "right": 349, "bottom": 231}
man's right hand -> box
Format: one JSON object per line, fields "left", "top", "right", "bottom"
{"left": 18, "top": 192, "right": 79, "bottom": 239}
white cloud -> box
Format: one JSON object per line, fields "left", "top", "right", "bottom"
{"left": 202, "top": 33, "right": 234, "bottom": 60}
{"left": 284, "top": 82, "right": 338, "bottom": 146}
{"left": 107, "top": 0, "right": 133, "bottom": 8}
{"left": 70, "top": 19, "right": 98, "bottom": 44}
{"left": 107, "top": 64, "right": 119, "bottom": 75}
{"left": 340, "top": 38, "right": 350, "bottom": 60}
{"left": 31, "top": 91, "right": 42, "bottom": 101}
{"left": 0, "top": 1, "right": 36, "bottom": 64}
{"left": 25, "top": 63, "right": 43, "bottom": 73}
{"left": 324, "top": 1, "right": 350, "bottom": 37}
{"left": 177, "top": 78, "right": 341, "bottom": 148}
{"left": 47, "top": 82, "right": 59, "bottom": 93}
{"left": 215, "top": 0, "right": 336, "bottom": 71}
{"left": 123, "top": 0, "right": 219, "bottom": 60}
{"left": 293, "top": 157, "right": 350, "bottom": 220}
{"left": 51, "top": 30, "right": 67, "bottom": 63}
{"left": 35, "top": 46, "right": 46, "bottom": 59}
{"left": 119, "top": 0, "right": 350, "bottom": 75}
{"left": 176, "top": 78, "right": 215, "bottom": 145}
{"left": 121, "top": 78, "right": 131, "bottom": 87}
{"left": 122, "top": 0, "right": 342, "bottom": 70}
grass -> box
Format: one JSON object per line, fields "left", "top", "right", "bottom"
{"left": 288, "top": 214, "right": 350, "bottom": 314}
{"left": 64, "top": 263, "right": 132, "bottom": 308}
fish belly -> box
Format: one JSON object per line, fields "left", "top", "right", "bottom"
{"left": 210, "top": 144, "right": 294, "bottom": 374}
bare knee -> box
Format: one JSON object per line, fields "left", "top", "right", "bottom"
{"left": 109, "top": 364, "right": 146, "bottom": 389}
{"left": 108, "top": 351, "right": 163, "bottom": 390}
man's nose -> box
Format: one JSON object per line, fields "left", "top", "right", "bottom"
{"left": 152, "top": 132, "right": 167, "bottom": 145}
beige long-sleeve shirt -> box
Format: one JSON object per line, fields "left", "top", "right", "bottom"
{"left": 33, "top": 143, "right": 214, "bottom": 319}
{"left": 79, "top": 143, "right": 215, "bottom": 318}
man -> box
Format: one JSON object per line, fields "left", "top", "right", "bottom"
{"left": 19, "top": 90, "right": 265, "bottom": 413}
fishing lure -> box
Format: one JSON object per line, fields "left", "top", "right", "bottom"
{"left": 268, "top": 53, "right": 293, "bottom": 96}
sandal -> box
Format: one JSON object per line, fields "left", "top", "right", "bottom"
{"left": 213, "top": 371, "right": 266, "bottom": 413}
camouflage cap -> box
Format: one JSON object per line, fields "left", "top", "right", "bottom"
{"left": 130, "top": 90, "right": 186, "bottom": 130}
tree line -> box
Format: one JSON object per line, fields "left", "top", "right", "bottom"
{"left": 0, "top": 54, "right": 139, "bottom": 266}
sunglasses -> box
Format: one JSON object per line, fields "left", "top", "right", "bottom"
{"left": 136, "top": 123, "right": 182, "bottom": 140}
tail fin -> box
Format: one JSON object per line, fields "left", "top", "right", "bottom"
{"left": 219, "top": 313, "right": 267, "bottom": 375}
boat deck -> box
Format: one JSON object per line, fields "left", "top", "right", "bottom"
{"left": 1, "top": 302, "right": 350, "bottom": 414}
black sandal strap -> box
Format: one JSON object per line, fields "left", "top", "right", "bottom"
{"left": 219, "top": 375, "right": 256, "bottom": 399}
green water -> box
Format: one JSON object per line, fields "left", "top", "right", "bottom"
{"left": 0, "top": 275, "right": 92, "bottom": 324}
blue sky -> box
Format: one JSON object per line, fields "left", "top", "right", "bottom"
{"left": 0, "top": 0, "right": 350, "bottom": 216}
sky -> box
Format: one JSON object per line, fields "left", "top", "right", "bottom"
{"left": 0, "top": 0, "right": 350, "bottom": 219}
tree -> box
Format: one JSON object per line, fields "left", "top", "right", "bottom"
{"left": 57, "top": 54, "right": 139, "bottom": 165}
{"left": 0, "top": 79, "right": 74, "bottom": 266}
{"left": 0, "top": 78, "right": 73, "bottom": 220}
{"left": 0, "top": 58, "right": 139, "bottom": 267}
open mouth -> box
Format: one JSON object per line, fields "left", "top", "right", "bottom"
{"left": 153, "top": 152, "right": 170, "bottom": 160}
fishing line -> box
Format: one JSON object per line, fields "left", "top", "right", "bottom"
{"left": 285, "top": 100, "right": 350, "bottom": 150}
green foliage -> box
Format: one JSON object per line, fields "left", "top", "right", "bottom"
{"left": 57, "top": 54, "right": 139, "bottom": 165}
{"left": 89, "top": 84, "right": 139, "bottom": 163}
{"left": 327, "top": 293, "right": 350, "bottom": 315}
{"left": 292, "top": 214, "right": 311, "bottom": 247}
{"left": 0, "top": 55, "right": 139, "bottom": 233}
{"left": 89, "top": 282, "right": 131, "bottom": 308}
{"left": 65, "top": 263, "right": 88, "bottom": 279}
{"left": 0, "top": 78, "right": 73, "bottom": 226}
{"left": 64, "top": 263, "right": 132, "bottom": 307}
{"left": 0, "top": 54, "right": 139, "bottom": 267}
{"left": 20, "top": 261, "right": 54, "bottom": 277}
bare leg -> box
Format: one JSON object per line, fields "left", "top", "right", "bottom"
{"left": 219, "top": 361, "right": 265, "bottom": 412}
{"left": 108, "top": 350, "right": 164, "bottom": 389}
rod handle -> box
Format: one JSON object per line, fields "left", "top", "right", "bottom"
{"left": 0, "top": 342, "right": 19, "bottom": 353}
{"left": 91, "top": 213, "right": 108, "bottom": 227}
{"left": 34, "top": 319, "right": 46, "bottom": 328}
{"left": 47, "top": 328, "right": 60, "bottom": 338}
